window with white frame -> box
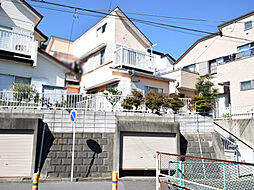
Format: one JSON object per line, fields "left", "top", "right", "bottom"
{"left": 144, "top": 85, "right": 163, "bottom": 94}
{"left": 244, "top": 21, "right": 252, "bottom": 30}
{"left": 240, "top": 80, "right": 254, "bottom": 91}
{"left": 96, "top": 23, "right": 107, "bottom": 37}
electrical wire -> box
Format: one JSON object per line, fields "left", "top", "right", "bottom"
{"left": 26, "top": 0, "right": 252, "bottom": 42}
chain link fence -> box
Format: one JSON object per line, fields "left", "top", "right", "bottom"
{"left": 156, "top": 152, "right": 254, "bottom": 190}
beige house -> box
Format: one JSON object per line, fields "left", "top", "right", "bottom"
{"left": 46, "top": 7, "right": 176, "bottom": 96}
{"left": 163, "top": 11, "right": 254, "bottom": 115}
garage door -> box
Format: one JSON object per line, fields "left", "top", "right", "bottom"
{"left": 0, "top": 132, "right": 34, "bottom": 177}
{"left": 120, "top": 133, "right": 177, "bottom": 170}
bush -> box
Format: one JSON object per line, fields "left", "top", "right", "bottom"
{"left": 145, "top": 90, "right": 164, "bottom": 113}
{"left": 11, "top": 82, "right": 38, "bottom": 104}
{"left": 163, "top": 93, "right": 184, "bottom": 113}
{"left": 122, "top": 89, "right": 143, "bottom": 110}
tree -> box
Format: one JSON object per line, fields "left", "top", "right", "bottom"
{"left": 163, "top": 93, "right": 184, "bottom": 113}
{"left": 102, "top": 87, "right": 122, "bottom": 109}
{"left": 192, "top": 74, "right": 218, "bottom": 113}
{"left": 11, "top": 82, "right": 39, "bottom": 105}
{"left": 145, "top": 90, "right": 164, "bottom": 113}
{"left": 122, "top": 89, "right": 143, "bottom": 110}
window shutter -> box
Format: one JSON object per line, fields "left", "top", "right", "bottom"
{"left": 198, "top": 61, "right": 209, "bottom": 76}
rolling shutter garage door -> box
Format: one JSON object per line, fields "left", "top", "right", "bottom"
{"left": 0, "top": 132, "right": 34, "bottom": 177}
{"left": 121, "top": 133, "right": 177, "bottom": 170}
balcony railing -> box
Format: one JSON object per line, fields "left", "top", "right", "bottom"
{"left": 0, "top": 27, "right": 33, "bottom": 55}
{"left": 115, "top": 46, "right": 155, "bottom": 72}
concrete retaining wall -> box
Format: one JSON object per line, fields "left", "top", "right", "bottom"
{"left": 41, "top": 132, "right": 114, "bottom": 179}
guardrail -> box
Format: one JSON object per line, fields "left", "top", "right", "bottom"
{"left": 156, "top": 152, "right": 254, "bottom": 190}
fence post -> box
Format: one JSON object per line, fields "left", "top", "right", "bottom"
{"left": 222, "top": 165, "right": 226, "bottom": 189}
{"left": 156, "top": 153, "right": 160, "bottom": 190}
{"left": 32, "top": 172, "right": 39, "bottom": 190}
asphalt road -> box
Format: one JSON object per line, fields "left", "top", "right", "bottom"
{"left": 0, "top": 179, "right": 155, "bottom": 190}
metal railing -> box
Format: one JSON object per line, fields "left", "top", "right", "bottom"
{"left": 0, "top": 27, "right": 33, "bottom": 55}
{"left": 214, "top": 104, "right": 254, "bottom": 120}
{"left": 156, "top": 152, "right": 254, "bottom": 190}
{"left": 0, "top": 91, "right": 192, "bottom": 113}
{"left": 115, "top": 46, "right": 155, "bottom": 72}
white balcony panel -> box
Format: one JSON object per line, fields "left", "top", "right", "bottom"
{"left": 115, "top": 46, "right": 154, "bottom": 72}
{"left": 0, "top": 27, "right": 33, "bottom": 55}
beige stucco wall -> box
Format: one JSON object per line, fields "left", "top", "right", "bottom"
{"left": 216, "top": 56, "right": 254, "bottom": 107}
{"left": 176, "top": 15, "right": 254, "bottom": 70}
{"left": 114, "top": 16, "right": 148, "bottom": 52}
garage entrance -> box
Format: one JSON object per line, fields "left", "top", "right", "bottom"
{"left": 120, "top": 132, "right": 177, "bottom": 176}
{"left": 0, "top": 131, "right": 34, "bottom": 177}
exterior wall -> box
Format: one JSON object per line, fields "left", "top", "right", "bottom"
{"left": 0, "top": 0, "right": 36, "bottom": 32}
{"left": 73, "top": 16, "right": 115, "bottom": 58}
{"left": 114, "top": 15, "right": 147, "bottom": 52}
{"left": 0, "top": 54, "right": 66, "bottom": 93}
{"left": 216, "top": 57, "right": 254, "bottom": 106}
{"left": 131, "top": 75, "right": 170, "bottom": 94}
{"left": 41, "top": 132, "right": 114, "bottom": 179}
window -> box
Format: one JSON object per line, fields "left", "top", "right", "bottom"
{"left": 0, "top": 74, "right": 31, "bottom": 91}
{"left": 238, "top": 44, "right": 250, "bottom": 52}
{"left": 96, "top": 23, "right": 107, "bottom": 37}
{"left": 183, "top": 64, "right": 196, "bottom": 72}
{"left": 100, "top": 49, "right": 105, "bottom": 65}
{"left": 144, "top": 86, "right": 163, "bottom": 94}
{"left": 244, "top": 21, "right": 252, "bottom": 30}
{"left": 240, "top": 80, "right": 254, "bottom": 91}
{"left": 209, "top": 60, "right": 217, "bottom": 74}
{"left": 14, "top": 76, "right": 31, "bottom": 85}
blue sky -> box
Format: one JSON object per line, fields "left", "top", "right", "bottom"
{"left": 29, "top": 0, "right": 254, "bottom": 60}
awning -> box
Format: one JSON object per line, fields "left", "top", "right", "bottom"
{"left": 79, "top": 43, "right": 107, "bottom": 62}
{"left": 84, "top": 78, "right": 120, "bottom": 91}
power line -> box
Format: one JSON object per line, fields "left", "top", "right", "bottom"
{"left": 27, "top": 0, "right": 252, "bottom": 42}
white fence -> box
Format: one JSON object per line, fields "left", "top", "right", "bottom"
{"left": 0, "top": 91, "right": 192, "bottom": 113}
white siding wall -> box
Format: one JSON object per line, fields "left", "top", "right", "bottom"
{"left": 73, "top": 16, "right": 115, "bottom": 58}
{"left": 0, "top": 0, "right": 35, "bottom": 32}
{"left": 0, "top": 54, "right": 66, "bottom": 92}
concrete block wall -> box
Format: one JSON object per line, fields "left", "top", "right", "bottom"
{"left": 41, "top": 132, "right": 114, "bottom": 179}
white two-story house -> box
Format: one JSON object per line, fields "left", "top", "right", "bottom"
{"left": 0, "top": 0, "right": 71, "bottom": 93}
{"left": 46, "top": 7, "right": 176, "bottom": 96}
{"left": 163, "top": 11, "right": 254, "bottom": 116}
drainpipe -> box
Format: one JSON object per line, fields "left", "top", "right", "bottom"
{"left": 128, "top": 70, "right": 135, "bottom": 93}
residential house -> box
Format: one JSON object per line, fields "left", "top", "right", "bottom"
{"left": 0, "top": 0, "right": 71, "bottom": 94}
{"left": 47, "top": 7, "right": 176, "bottom": 97}
{"left": 46, "top": 36, "right": 80, "bottom": 93}
{"left": 162, "top": 11, "right": 254, "bottom": 115}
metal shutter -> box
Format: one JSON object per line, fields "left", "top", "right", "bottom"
{"left": 120, "top": 133, "right": 177, "bottom": 170}
{"left": 0, "top": 132, "right": 34, "bottom": 177}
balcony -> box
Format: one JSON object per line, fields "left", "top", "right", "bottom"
{"left": 0, "top": 27, "right": 37, "bottom": 62}
{"left": 115, "top": 46, "right": 155, "bottom": 73}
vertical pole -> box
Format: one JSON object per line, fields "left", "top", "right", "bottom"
{"left": 222, "top": 165, "right": 226, "bottom": 189}
{"left": 168, "top": 161, "right": 171, "bottom": 189}
{"left": 156, "top": 153, "right": 160, "bottom": 190}
{"left": 112, "top": 171, "right": 118, "bottom": 190}
{"left": 71, "top": 122, "right": 76, "bottom": 182}
{"left": 37, "top": 123, "right": 46, "bottom": 173}
{"left": 32, "top": 172, "right": 39, "bottom": 190}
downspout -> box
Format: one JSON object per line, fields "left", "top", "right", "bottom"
{"left": 128, "top": 70, "right": 135, "bottom": 93}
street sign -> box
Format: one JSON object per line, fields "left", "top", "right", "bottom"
{"left": 70, "top": 110, "right": 77, "bottom": 123}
